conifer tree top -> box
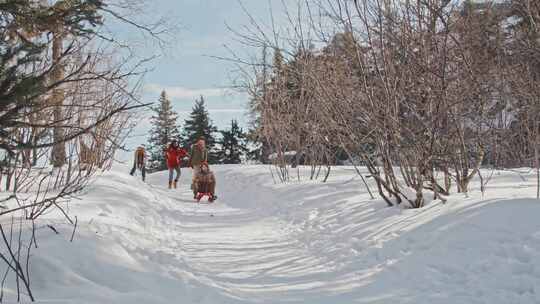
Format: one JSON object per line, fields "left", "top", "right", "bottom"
{"left": 182, "top": 95, "right": 217, "bottom": 145}
{"left": 147, "top": 90, "right": 180, "bottom": 170}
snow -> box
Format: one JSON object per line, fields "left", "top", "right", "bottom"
{"left": 268, "top": 151, "right": 297, "bottom": 160}
{"left": 2, "top": 165, "right": 540, "bottom": 303}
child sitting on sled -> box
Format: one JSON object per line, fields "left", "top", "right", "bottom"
{"left": 193, "top": 162, "right": 217, "bottom": 202}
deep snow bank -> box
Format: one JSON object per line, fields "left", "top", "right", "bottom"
{"left": 1, "top": 165, "right": 540, "bottom": 303}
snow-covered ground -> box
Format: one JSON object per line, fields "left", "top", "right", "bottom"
{"left": 2, "top": 165, "right": 540, "bottom": 303}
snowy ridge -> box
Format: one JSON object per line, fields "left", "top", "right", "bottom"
{"left": 5, "top": 165, "right": 540, "bottom": 303}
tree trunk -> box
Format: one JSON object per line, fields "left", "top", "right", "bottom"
{"left": 51, "top": 29, "right": 66, "bottom": 168}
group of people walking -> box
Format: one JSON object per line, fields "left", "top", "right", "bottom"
{"left": 130, "top": 137, "right": 217, "bottom": 201}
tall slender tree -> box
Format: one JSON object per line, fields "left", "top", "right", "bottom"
{"left": 217, "top": 120, "right": 249, "bottom": 164}
{"left": 21, "top": 0, "right": 105, "bottom": 167}
{"left": 181, "top": 95, "right": 218, "bottom": 162}
{"left": 147, "top": 91, "right": 180, "bottom": 170}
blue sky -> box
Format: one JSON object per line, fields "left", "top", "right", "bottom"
{"left": 138, "top": 1, "right": 280, "bottom": 120}
{"left": 118, "top": 0, "right": 288, "bottom": 154}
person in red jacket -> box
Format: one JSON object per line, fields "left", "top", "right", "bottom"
{"left": 165, "top": 140, "right": 188, "bottom": 189}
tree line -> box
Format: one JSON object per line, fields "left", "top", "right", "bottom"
{"left": 146, "top": 90, "right": 251, "bottom": 170}
{"left": 233, "top": 0, "right": 540, "bottom": 207}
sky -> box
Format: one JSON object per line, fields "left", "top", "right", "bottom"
{"left": 113, "top": 0, "right": 494, "bottom": 161}
{"left": 119, "top": 0, "right": 285, "bottom": 154}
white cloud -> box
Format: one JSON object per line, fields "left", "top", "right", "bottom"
{"left": 145, "top": 84, "right": 232, "bottom": 99}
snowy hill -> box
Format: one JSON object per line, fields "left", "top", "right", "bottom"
{"left": 5, "top": 165, "right": 540, "bottom": 303}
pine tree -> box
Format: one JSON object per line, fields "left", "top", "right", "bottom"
{"left": 147, "top": 91, "right": 180, "bottom": 170}
{"left": 181, "top": 96, "right": 218, "bottom": 162}
{"left": 0, "top": 36, "right": 46, "bottom": 158}
{"left": 217, "top": 120, "right": 249, "bottom": 164}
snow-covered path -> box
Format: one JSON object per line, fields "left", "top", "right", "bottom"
{"left": 5, "top": 165, "right": 540, "bottom": 303}
{"left": 143, "top": 167, "right": 365, "bottom": 302}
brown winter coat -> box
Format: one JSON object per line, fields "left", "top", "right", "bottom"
{"left": 193, "top": 169, "right": 216, "bottom": 195}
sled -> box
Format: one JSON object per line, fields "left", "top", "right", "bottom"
{"left": 195, "top": 192, "right": 215, "bottom": 203}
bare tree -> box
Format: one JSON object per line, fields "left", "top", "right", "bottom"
{"left": 0, "top": 0, "right": 171, "bottom": 300}
{"left": 230, "top": 0, "right": 538, "bottom": 208}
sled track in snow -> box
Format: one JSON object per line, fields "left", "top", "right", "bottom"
{"left": 19, "top": 165, "right": 540, "bottom": 304}
{"left": 139, "top": 166, "right": 396, "bottom": 303}
{"left": 142, "top": 166, "right": 540, "bottom": 304}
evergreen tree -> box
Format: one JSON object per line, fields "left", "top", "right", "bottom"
{"left": 181, "top": 96, "right": 218, "bottom": 162}
{"left": 243, "top": 121, "right": 271, "bottom": 164}
{"left": 147, "top": 91, "right": 180, "bottom": 170}
{"left": 0, "top": 37, "right": 46, "bottom": 157}
{"left": 0, "top": 0, "right": 105, "bottom": 160}
{"left": 217, "top": 120, "right": 249, "bottom": 164}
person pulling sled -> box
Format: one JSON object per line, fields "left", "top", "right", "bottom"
{"left": 130, "top": 145, "right": 147, "bottom": 181}
{"left": 166, "top": 139, "right": 188, "bottom": 189}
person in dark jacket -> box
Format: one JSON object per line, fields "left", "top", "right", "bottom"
{"left": 166, "top": 140, "right": 188, "bottom": 189}
{"left": 130, "top": 145, "right": 147, "bottom": 181}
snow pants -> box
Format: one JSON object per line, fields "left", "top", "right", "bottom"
{"left": 130, "top": 164, "right": 146, "bottom": 181}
